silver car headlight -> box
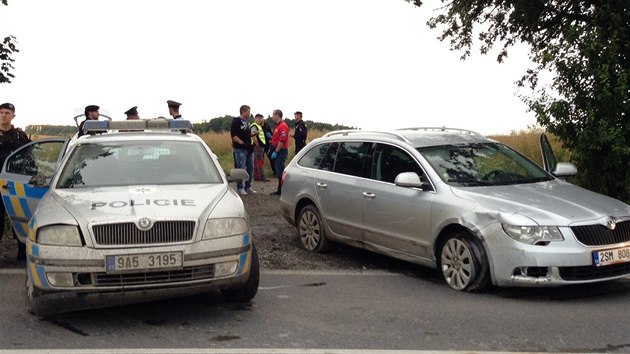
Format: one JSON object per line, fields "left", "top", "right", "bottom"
{"left": 502, "top": 224, "right": 564, "bottom": 245}
{"left": 37, "top": 225, "right": 83, "bottom": 246}
{"left": 203, "top": 218, "right": 249, "bottom": 240}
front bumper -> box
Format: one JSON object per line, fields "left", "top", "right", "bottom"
{"left": 482, "top": 224, "right": 630, "bottom": 287}
{"left": 27, "top": 234, "right": 253, "bottom": 315}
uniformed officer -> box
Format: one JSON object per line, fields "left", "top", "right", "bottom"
{"left": 292, "top": 111, "right": 307, "bottom": 154}
{"left": 0, "top": 103, "right": 30, "bottom": 247}
{"left": 78, "top": 105, "right": 100, "bottom": 137}
{"left": 125, "top": 106, "right": 139, "bottom": 120}
{"left": 167, "top": 100, "right": 182, "bottom": 119}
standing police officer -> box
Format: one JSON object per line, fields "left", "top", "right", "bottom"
{"left": 125, "top": 106, "right": 139, "bottom": 120}
{"left": 0, "top": 103, "right": 31, "bottom": 256}
{"left": 167, "top": 100, "right": 182, "bottom": 119}
{"left": 292, "top": 111, "right": 307, "bottom": 154}
{"left": 78, "top": 105, "right": 100, "bottom": 137}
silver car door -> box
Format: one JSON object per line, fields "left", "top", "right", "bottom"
{"left": 361, "top": 143, "right": 435, "bottom": 259}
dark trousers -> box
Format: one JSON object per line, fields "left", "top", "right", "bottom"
{"left": 272, "top": 149, "right": 288, "bottom": 193}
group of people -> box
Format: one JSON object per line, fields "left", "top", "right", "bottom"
{"left": 77, "top": 100, "right": 184, "bottom": 136}
{"left": 0, "top": 102, "right": 31, "bottom": 244}
{"left": 231, "top": 105, "right": 307, "bottom": 196}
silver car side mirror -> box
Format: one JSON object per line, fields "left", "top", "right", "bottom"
{"left": 553, "top": 162, "right": 577, "bottom": 177}
{"left": 394, "top": 172, "right": 431, "bottom": 191}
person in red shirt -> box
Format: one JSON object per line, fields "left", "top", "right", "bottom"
{"left": 269, "top": 109, "right": 289, "bottom": 195}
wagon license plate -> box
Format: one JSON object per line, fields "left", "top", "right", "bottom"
{"left": 106, "top": 252, "right": 183, "bottom": 273}
{"left": 593, "top": 246, "right": 630, "bottom": 267}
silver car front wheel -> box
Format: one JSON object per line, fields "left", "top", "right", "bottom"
{"left": 440, "top": 233, "right": 490, "bottom": 292}
{"left": 297, "top": 205, "right": 329, "bottom": 253}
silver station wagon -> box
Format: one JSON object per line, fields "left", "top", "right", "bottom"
{"left": 0, "top": 119, "right": 259, "bottom": 315}
{"left": 279, "top": 128, "right": 630, "bottom": 291}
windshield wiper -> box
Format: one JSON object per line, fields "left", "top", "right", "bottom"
{"left": 447, "top": 179, "right": 492, "bottom": 186}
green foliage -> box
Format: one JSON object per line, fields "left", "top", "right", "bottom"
{"left": 406, "top": 0, "right": 630, "bottom": 201}
{"left": 0, "top": 1, "right": 18, "bottom": 83}
{"left": 193, "top": 116, "right": 354, "bottom": 134}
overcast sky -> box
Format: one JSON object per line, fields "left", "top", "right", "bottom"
{"left": 0, "top": 0, "right": 537, "bottom": 135}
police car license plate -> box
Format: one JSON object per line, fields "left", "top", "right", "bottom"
{"left": 106, "top": 252, "right": 183, "bottom": 273}
{"left": 593, "top": 246, "right": 630, "bottom": 267}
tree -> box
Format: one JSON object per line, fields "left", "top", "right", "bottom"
{"left": 406, "top": 0, "right": 630, "bottom": 201}
{"left": 1, "top": 0, "right": 19, "bottom": 83}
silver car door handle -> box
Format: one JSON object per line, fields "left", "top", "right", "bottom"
{"left": 316, "top": 182, "right": 328, "bottom": 188}
{"left": 362, "top": 192, "right": 376, "bottom": 199}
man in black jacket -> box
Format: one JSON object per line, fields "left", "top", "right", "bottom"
{"left": 292, "top": 111, "right": 307, "bottom": 154}
{"left": 230, "top": 105, "right": 255, "bottom": 195}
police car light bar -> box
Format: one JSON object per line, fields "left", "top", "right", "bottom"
{"left": 82, "top": 119, "right": 193, "bottom": 134}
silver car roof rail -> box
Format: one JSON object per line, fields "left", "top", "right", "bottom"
{"left": 323, "top": 130, "right": 410, "bottom": 143}
{"left": 396, "top": 127, "right": 484, "bottom": 137}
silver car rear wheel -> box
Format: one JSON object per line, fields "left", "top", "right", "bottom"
{"left": 298, "top": 205, "right": 329, "bottom": 253}
{"left": 440, "top": 234, "right": 490, "bottom": 292}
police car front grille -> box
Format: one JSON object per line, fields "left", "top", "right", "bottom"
{"left": 570, "top": 220, "right": 630, "bottom": 246}
{"left": 93, "top": 265, "right": 215, "bottom": 287}
{"left": 93, "top": 221, "right": 195, "bottom": 245}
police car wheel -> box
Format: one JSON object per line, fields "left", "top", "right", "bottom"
{"left": 221, "top": 244, "right": 260, "bottom": 303}
{"left": 25, "top": 279, "right": 37, "bottom": 314}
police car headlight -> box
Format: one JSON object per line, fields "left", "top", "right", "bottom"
{"left": 203, "top": 218, "right": 249, "bottom": 239}
{"left": 37, "top": 225, "right": 83, "bottom": 246}
{"left": 502, "top": 224, "right": 564, "bottom": 245}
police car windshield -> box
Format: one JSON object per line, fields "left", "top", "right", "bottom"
{"left": 56, "top": 141, "right": 222, "bottom": 188}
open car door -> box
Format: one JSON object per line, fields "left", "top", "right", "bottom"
{"left": 0, "top": 139, "right": 69, "bottom": 245}
{"left": 540, "top": 133, "right": 577, "bottom": 178}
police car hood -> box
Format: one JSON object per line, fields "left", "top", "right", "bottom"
{"left": 51, "top": 184, "right": 236, "bottom": 223}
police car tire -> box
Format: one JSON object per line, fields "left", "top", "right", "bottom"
{"left": 25, "top": 279, "right": 39, "bottom": 315}
{"left": 221, "top": 244, "right": 260, "bottom": 303}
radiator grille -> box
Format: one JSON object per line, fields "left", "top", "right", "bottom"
{"left": 93, "top": 265, "right": 214, "bottom": 287}
{"left": 570, "top": 220, "right": 630, "bottom": 246}
{"left": 93, "top": 221, "right": 195, "bottom": 245}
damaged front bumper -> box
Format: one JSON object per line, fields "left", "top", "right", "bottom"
{"left": 481, "top": 224, "right": 630, "bottom": 287}
{"left": 26, "top": 234, "right": 253, "bottom": 315}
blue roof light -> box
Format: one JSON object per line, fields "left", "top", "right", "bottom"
{"left": 82, "top": 118, "right": 193, "bottom": 134}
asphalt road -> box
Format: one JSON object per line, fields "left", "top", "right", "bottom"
{"left": 1, "top": 268, "right": 630, "bottom": 352}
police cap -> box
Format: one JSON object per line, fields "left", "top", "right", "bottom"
{"left": 125, "top": 106, "right": 138, "bottom": 115}
{"left": 167, "top": 100, "right": 182, "bottom": 108}
{"left": 0, "top": 103, "right": 15, "bottom": 112}
{"left": 85, "top": 105, "right": 100, "bottom": 112}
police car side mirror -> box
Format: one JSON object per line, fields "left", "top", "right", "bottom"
{"left": 229, "top": 168, "right": 250, "bottom": 182}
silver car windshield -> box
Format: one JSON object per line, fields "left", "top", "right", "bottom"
{"left": 56, "top": 141, "right": 222, "bottom": 188}
{"left": 418, "top": 143, "right": 552, "bottom": 186}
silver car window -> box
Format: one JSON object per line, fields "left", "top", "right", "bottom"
{"left": 419, "top": 143, "right": 552, "bottom": 186}
{"left": 297, "top": 143, "right": 329, "bottom": 169}
{"left": 56, "top": 141, "right": 222, "bottom": 188}
{"left": 371, "top": 144, "right": 425, "bottom": 184}
{"left": 333, "top": 142, "right": 371, "bottom": 177}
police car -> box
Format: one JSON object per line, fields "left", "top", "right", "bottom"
{"left": 0, "top": 119, "right": 259, "bottom": 316}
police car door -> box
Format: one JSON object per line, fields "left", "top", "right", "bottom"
{"left": 0, "top": 139, "right": 69, "bottom": 243}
